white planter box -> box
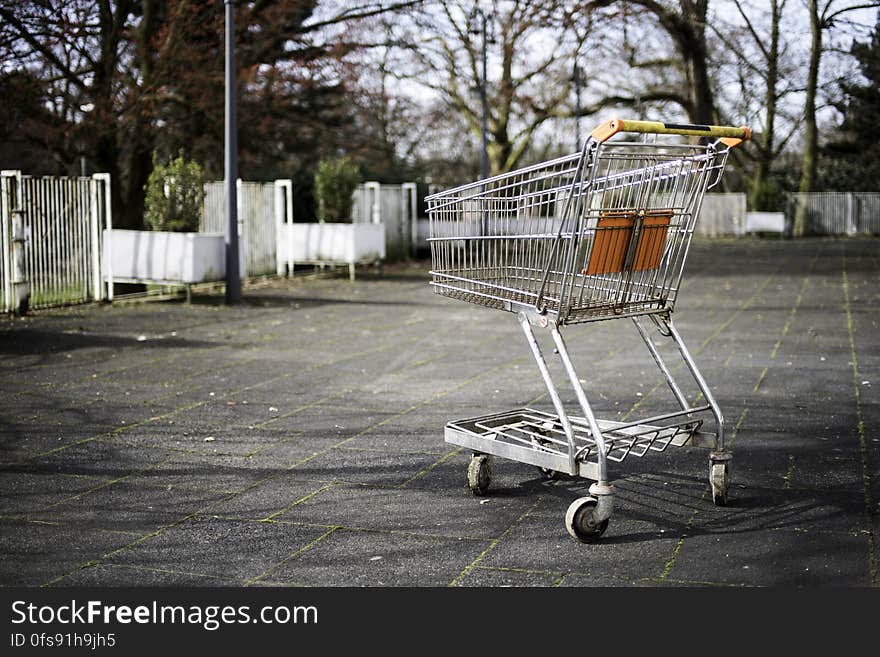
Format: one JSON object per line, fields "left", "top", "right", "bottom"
{"left": 278, "top": 223, "right": 385, "bottom": 280}
{"left": 744, "top": 212, "right": 785, "bottom": 234}
{"left": 102, "top": 229, "right": 232, "bottom": 290}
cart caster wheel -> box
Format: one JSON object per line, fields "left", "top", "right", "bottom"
{"left": 539, "top": 466, "right": 563, "bottom": 480}
{"left": 565, "top": 496, "right": 609, "bottom": 542}
{"left": 531, "top": 434, "right": 562, "bottom": 480}
{"left": 710, "top": 461, "right": 730, "bottom": 506}
{"left": 467, "top": 454, "right": 493, "bottom": 495}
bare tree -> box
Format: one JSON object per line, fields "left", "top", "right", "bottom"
{"left": 794, "top": 0, "right": 880, "bottom": 234}
{"left": 583, "top": 0, "right": 719, "bottom": 125}
{"left": 711, "top": 0, "right": 801, "bottom": 209}
{"left": 388, "top": 0, "right": 597, "bottom": 176}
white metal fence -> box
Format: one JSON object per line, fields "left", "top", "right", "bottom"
{"left": 1, "top": 173, "right": 301, "bottom": 312}
{"left": 2, "top": 174, "right": 419, "bottom": 312}
{"left": 9, "top": 167, "right": 876, "bottom": 314}
{"left": 786, "top": 192, "right": 880, "bottom": 235}
{"left": 204, "top": 179, "right": 420, "bottom": 276}
{"left": 351, "top": 182, "right": 418, "bottom": 259}
{"left": 1, "top": 171, "right": 107, "bottom": 312}
{"left": 695, "top": 193, "right": 748, "bottom": 237}
{"left": 202, "top": 180, "right": 292, "bottom": 277}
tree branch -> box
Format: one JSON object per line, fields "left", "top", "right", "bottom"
{"left": 728, "top": 0, "right": 771, "bottom": 60}
{"left": 823, "top": 1, "right": 880, "bottom": 25}
{"left": 0, "top": 7, "right": 88, "bottom": 92}
{"left": 298, "top": 1, "right": 425, "bottom": 33}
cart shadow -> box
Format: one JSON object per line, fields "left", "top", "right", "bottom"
{"left": 511, "top": 468, "right": 865, "bottom": 545}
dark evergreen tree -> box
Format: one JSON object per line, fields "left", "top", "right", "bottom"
{"left": 820, "top": 13, "right": 880, "bottom": 191}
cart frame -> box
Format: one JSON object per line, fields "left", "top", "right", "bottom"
{"left": 426, "top": 118, "right": 750, "bottom": 541}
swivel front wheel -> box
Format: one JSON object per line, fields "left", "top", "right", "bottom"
{"left": 565, "top": 496, "right": 609, "bottom": 542}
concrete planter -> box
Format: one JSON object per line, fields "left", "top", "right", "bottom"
{"left": 277, "top": 222, "right": 385, "bottom": 280}
{"left": 102, "top": 229, "right": 242, "bottom": 300}
{"left": 744, "top": 212, "right": 786, "bottom": 235}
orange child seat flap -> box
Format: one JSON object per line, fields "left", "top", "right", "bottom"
{"left": 584, "top": 210, "right": 672, "bottom": 275}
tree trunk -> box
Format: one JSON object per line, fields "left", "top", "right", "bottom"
{"left": 750, "top": 0, "right": 781, "bottom": 211}
{"left": 794, "top": 0, "right": 821, "bottom": 236}
{"left": 120, "top": 0, "right": 163, "bottom": 230}
{"left": 622, "top": 0, "right": 718, "bottom": 125}
{"left": 681, "top": 0, "right": 715, "bottom": 125}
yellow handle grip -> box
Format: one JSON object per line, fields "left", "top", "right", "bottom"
{"left": 592, "top": 118, "right": 751, "bottom": 146}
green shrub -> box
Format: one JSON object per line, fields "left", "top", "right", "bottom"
{"left": 144, "top": 152, "right": 205, "bottom": 232}
{"left": 313, "top": 156, "right": 360, "bottom": 222}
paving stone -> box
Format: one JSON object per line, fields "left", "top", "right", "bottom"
{"left": 55, "top": 563, "right": 240, "bottom": 587}
{"left": 453, "top": 566, "right": 562, "bottom": 587}
{"left": 0, "top": 518, "right": 139, "bottom": 586}
{"left": 287, "top": 447, "right": 448, "bottom": 487}
{"left": 666, "top": 527, "right": 872, "bottom": 586}
{"left": 479, "top": 513, "right": 681, "bottom": 580}
{"left": 258, "top": 528, "right": 491, "bottom": 586}
{"left": 273, "top": 481, "right": 538, "bottom": 539}
{"left": 0, "top": 471, "right": 111, "bottom": 515}
{"left": 106, "top": 516, "right": 331, "bottom": 582}
{"left": 26, "top": 480, "right": 229, "bottom": 533}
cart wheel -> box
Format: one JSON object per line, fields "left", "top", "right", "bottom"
{"left": 531, "top": 435, "right": 562, "bottom": 480}
{"left": 467, "top": 454, "right": 493, "bottom": 495}
{"left": 539, "top": 465, "right": 563, "bottom": 480}
{"left": 565, "top": 496, "right": 609, "bottom": 542}
{"left": 710, "top": 461, "right": 730, "bottom": 506}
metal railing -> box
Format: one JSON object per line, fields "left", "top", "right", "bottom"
{"left": 787, "top": 192, "right": 880, "bottom": 236}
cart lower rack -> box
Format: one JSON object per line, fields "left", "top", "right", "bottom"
{"left": 426, "top": 118, "right": 750, "bottom": 541}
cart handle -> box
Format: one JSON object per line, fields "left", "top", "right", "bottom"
{"left": 591, "top": 118, "right": 751, "bottom": 148}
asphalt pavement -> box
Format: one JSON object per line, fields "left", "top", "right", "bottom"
{"left": 1, "top": 237, "right": 877, "bottom": 587}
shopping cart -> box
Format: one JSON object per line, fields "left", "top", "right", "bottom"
{"left": 426, "top": 118, "right": 750, "bottom": 542}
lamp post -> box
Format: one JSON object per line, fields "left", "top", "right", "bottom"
{"left": 224, "top": 0, "right": 241, "bottom": 304}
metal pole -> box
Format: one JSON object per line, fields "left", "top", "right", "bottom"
{"left": 224, "top": 0, "right": 241, "bottom": 304}
{"left": 479, "top": 10, "right": 489, "bottom": 180}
